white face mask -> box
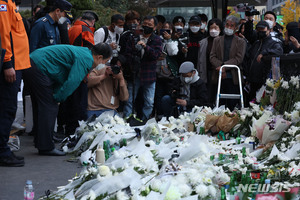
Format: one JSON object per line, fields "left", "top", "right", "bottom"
{"left": 96, "top": 63, "right": 106, "bottom": 70}
{"left": 174, "top": 25, "right": 183, "bottom": 32}
{"left": 115, "top": 26, "right": 124, "bottom": 34}
{"left": 209, "top": 29, "right": 220, "bottom": 37}
{"left": 200, "top": 23, "right": 206, "bottom": 30}
{"left": 265, "top": 20, "right": 274, "bottom": 29}
{"left": 190, "top": 26, "right": 200, "bottom": 33}
{"left": 184, "top": 76, "right": 193, "bottom": 83}
{"left": 58, "top": 17, "right": 67, "bottom": 25}
{"left": 224, "top": 27, "right": 234, "bottom": 36}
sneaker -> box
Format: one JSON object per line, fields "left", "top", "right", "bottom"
{"left": 8, "top": 135, "right": 20, "bottom": 152}
{"left": 11, "top": 122, "right": 25, "bottom": 130}
{"left": 0, "top": 154, "right": 25, "bottom": 167}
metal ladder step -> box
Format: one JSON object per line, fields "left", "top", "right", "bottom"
{"left": 219, "top": 94, "right": 241, "bottom": 99}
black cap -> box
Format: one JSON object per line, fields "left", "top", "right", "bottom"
{"left": 286, "top": 22, "right": 298, "bottom": 30}
{"left": 172, "top": 16, "right": 186, "bottom": 25}
{"left": 189, "top": 15, "right": 201, "bottom": 24}
{"left": 55, "top": 0, "right": 72, "bottom": 12}
{"left": 82, "top": 10, "right": 99, "bottom": 22}
{"left": 256, "top": 21, "right": 270, "bottom": 29}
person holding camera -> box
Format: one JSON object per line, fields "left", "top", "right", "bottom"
{"left": 244, "top": 11, "right": 283, "bottom": 45}
{"left": 283, "top": 22, "right": 300, "bottom": 53}
{"left": 87, "top": 56, "right": 129, "bottom": 118}
{"left": 155, "top": 21, "right": 180, "bottom": 119}
{"left": 246, "top": 21, "right": 283, "bottom": 103}
{"left": 122, "top": 16, "right": 163, "bottom": 122}
{"left": 161, "top": 61, "right": 208, "bottom": 117}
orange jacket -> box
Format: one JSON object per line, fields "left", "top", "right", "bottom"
{"left": 0, "top": 0, "right": 31, "bottom": 70}
{"left": 68, "top": 20, "right": 95, "bottom": 48}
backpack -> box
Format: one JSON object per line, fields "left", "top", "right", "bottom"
{"left": 102, "top": 26, "right": 119, "bottom": 43}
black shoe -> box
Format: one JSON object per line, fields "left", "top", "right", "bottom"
{"left": 127, "top": 116, "right": 146, "bottom": 126}
{"left": 39, "top": 148, "right": 66, "bottom": 156}
{"left": 11, "top": 152, "right": 24, "bottom": 161}
{"left": 0, "top": 154, "right": 25, "bottom": 167}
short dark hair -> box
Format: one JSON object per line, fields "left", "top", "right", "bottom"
{"left": 33, "top": 5, "right": 43, "bottom": 13}
{"left": 82, "top": 11, "right": 98, "bottom": 22}
{"left": 264, "top": 11, "right": 277, "bottom": 21}
{"left": 155, "top": 15, "right": 166, "bottom": 24}
{"left": 143, "top": 16, "right": 158, "bottom": 26}
{"left": 111, "top": 14, "right": 125, "bottom": 24}
{"left": 198, "top": 13, "right": 208, "bottom": 22}
{"left": 163, "top": 21, "right": 173, "bottom": 30}
{"left": 125, "top": 10, "right": 140, "bottom": 22}
{"left": 208, "top": 18, "right": 224, "bottom": 35}
{"left": 92, "top": 43, "right": 112, "bottom": 59}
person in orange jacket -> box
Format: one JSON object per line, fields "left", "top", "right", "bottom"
{"left": 68, "top": 10, "right": 98, "bottom": 48}
{"left": 0, "top": 0, "right": 31, "bottom": 167}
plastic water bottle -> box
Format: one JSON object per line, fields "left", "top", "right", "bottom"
{"left": 24, "top": 180, "right": 34, "bottom": 200}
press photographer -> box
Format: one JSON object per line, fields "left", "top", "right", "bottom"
{"left": 87, "top": 54, "right": 129, "bottom": 118}
{"left": 122, "top": 16, "right": 163, "bottom": 123}
{"left": 161, "top": 61, "right": 208, "bottom": 117}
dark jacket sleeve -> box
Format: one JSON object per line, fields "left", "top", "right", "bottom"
{"left": 261, "top": 41, "right": 283, "bottom": 56}
{"left": 58, "top": 22, "right": 70, "bottom": 44}
{"left": 244, "top": 20, "right": 257, "bottom": 45}
{"left": 187, "top": 79, "right": 208, "bottom": 109}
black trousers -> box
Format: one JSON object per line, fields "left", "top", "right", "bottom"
{"left": 23, "top": 60, "right": 57, "bottom": 151}
{"left": 0, "top": 70, "right": 22, "bottom": 157}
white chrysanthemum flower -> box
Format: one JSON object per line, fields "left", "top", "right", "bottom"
{"left": 208, "top": 185, "right": 217, "bottom": 198}
{"left": 288, "top": 126, "right": 300, "bottom": 136}
{"left": 116, "top": 190, "right": 129, "bottom": 200}
{"left": 177, "top": 183, "right": 192, "bottom": 197}
{"left": 195, "top": 184, "right": 209, "bottom": 199}
{"left": 294, "top": 101, "right": 300, "bottom": 110}
{"left": 291, "top": 111, "right": 300, "bottom": 123}
{"left": 281, "top": 81, "right": 289, "bottom": 89}
{"left": 164, "top": 185, "right": 182, "bottom": 200}
{"left": 98, "top": 165, "right": 110, "bottom": 176}
{"left": 62, "top": 145, "right": 68, "bottom": 152}
{"left": 150, "top": 179, "right": 163, "bottom": 192}
{"left": 204, "top": 170, "right": 215, "bottom": 179}
{"left": 290, "top": 76, "right": 300, "bottom": 87}
{"left": 88, "top": 190, "right": 96, "bottom": 200}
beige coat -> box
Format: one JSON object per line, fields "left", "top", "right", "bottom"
{"left": 209, "top": 35, "right": 246, "bottom": 85}
{"left": 87, "top": 67, "right": 129, "bottom": 111}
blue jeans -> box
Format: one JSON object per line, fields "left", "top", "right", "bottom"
{"left": 0, "top": 70, "right": 22, "bottom": 157}
{"left": 87, "top": 109, "right": 118, "bottom": 118}
{"left": 123, "top": 79, "right": 156, "bottom": 120}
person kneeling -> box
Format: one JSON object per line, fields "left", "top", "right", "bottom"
{"left": 87, "top": 56, "right": 129, "bottom": 118}
{"left": 162, "top": 61, "right": 208, "bottom": 117}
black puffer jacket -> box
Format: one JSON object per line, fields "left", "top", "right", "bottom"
{"left": 170, "top": 76, "right": 209, "bottom": 110}
{"left": 247, "top": 35, "right": 283, "bottom": 83}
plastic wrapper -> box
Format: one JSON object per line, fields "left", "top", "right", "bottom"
{"left": 262, "top": 117, "right": 291, "bottom": 144}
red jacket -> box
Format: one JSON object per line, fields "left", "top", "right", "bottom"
{"left": 68, "top": 20, "right": 95, "bottom": 48}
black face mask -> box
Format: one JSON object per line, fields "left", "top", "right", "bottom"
{"left": 257, "top": 31, "right": 267, "bottom": 40}
{"left": 142, "top": 25, "right": 153, "bottom": 35}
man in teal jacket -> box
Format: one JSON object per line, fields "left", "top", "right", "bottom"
{"left": 23, "top": 43, "right": 112, "bottom": 156}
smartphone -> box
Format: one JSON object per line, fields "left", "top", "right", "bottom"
{"left": 160, "top": 29, "right": 171, "bottom": 35}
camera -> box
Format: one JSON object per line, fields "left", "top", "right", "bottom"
{"left": 236, "top": 3, "right": 260, "bottom": 16}
{"left": 111, "top": 65, "right": 121, "bottom": 74}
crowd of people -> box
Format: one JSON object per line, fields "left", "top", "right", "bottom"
{"left": 1, "top": 0, "right": 300, "bottom": 166}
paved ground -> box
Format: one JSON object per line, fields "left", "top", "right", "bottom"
{"left": 0, "top": 99, "right": 82, "bottom": 200}
{"left": 0, "top": 134, "right": 82, "bottom": 200}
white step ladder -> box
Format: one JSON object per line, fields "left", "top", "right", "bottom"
{"left": 216, "top": 65, "right": 244, "bottom": 109}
